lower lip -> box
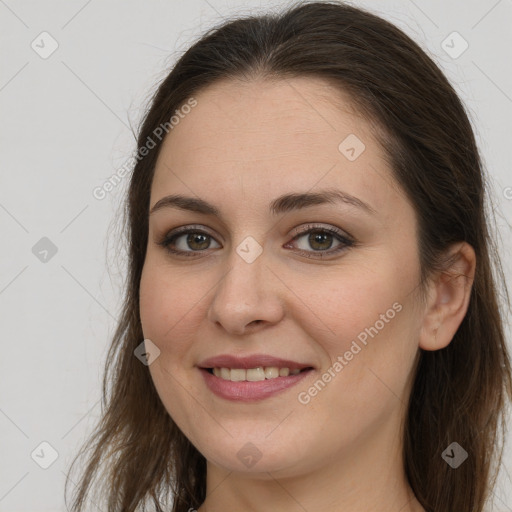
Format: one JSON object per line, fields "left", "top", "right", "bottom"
{"left": 199, "top": 368, "right": 314, "bottom": 402}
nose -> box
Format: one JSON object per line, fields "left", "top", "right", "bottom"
{"left": 206, "top": 246, "right": 285, "bottom": 336}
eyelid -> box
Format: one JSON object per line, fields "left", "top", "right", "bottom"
{"left": 160, "top": 222, "right": 354, "bottom": 242}
{"left": 290, "top": 223, "right": 354, "bottom": 242}
{"left": 159, "top": 224, "right": 218, "bottom": 243}
{"left": 157, "top": 224, "right": 220, "bottom": 255}
{"left": 284, "top": 223, "right": 355, "bottom": 258}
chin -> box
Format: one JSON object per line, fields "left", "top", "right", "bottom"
{"left": 192, "top": 433, "right": 316, "bottom": 478}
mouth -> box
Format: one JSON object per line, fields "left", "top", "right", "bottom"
{"left": 197, "top": 354, "right": 315, "bottom": 401}
{"left": 204, "top": 366, "right": 313, "bottom": 381}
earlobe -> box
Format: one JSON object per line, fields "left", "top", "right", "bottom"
{"left": 419, "top": 242, "right": 476, "bottom": 351}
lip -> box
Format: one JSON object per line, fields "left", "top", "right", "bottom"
{"left": 198, "top": 353, "right": 313, "bottom": 371}
{"left": 197, "top": 353, "right": 315, "bottom": 402}
{"left": 199, "top": 367, "right": 314, "bottom": 402}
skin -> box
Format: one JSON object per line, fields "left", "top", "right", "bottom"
{"left": 139, "top": 76, "right": 475, "bottom": 512}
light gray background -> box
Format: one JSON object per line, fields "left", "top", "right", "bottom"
{"left": 1, "top": 1, "right": 511, "bottom": 511}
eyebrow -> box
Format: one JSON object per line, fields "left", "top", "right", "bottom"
{"left": 149, "top": 188, "right": 376, "bottom": 217}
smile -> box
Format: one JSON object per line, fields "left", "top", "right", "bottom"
{"left": 200, "top": 367, "right": 314, "bottom": 401}
{"left": 209, "top": 366, "right": 304, "bottom": 381}
{"left": 198, "top": 353, "right": 315, "bottom": 401}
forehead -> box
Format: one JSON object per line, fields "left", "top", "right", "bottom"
{"left": 150, "top": 77, "right": 402, "bottom": 218}
{"left": 157, "top": 76, "right": 368, "bottom": 157}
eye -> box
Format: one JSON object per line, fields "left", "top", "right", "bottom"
{"left": 285, "top": 224, "right": 354, "bottom": 259}
{"left": 157, "top": 226, "right": 220, "bottom": 257}
{"left": 157, "top": 223, "right": 354, "bottom": 259}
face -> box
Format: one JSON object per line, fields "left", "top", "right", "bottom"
{"left": 139, "top": 77, "right": 425, "bottom": 477}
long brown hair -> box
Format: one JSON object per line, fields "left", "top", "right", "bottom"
{"left": 65, "top": 2, "right": 512, "bottom": 511}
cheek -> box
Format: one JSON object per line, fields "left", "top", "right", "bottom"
{"left": 290, "top": 255, "right": 420, "bottom": 398}
{"left": 289, "top": 259, "right": 407, "bottom": 346}
{"left": 139, "top": 261, "right": 197, "bottom": 348}
{"left": 139, "top": 262, "right": 206, "bottom": 432}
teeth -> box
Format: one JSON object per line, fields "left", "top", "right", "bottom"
{"left": 211, "top": 366, "right": 304, "bottom": 381}
{"left": 264, "top": 366, "right": 279, "bottom": 379}
{"left": 230, "top": 368, "right": 246, "bottom": 382}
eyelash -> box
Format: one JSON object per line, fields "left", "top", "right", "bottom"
{"left": 157, "top": 223, "right": 355, "bottom": 259}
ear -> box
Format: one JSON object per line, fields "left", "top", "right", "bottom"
{"left": 419, "top": 242, "right": 476, "bottom": 351}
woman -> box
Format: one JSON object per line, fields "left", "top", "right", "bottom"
{"left": 65, "top": 2, "right": 512, "bottom": 511}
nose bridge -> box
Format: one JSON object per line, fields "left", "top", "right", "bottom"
{"left": 207, "top": 239, "right": 284, "bottom": 333}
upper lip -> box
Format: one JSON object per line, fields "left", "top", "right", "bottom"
{"left": 198, "top": 354, "right": 314, "bottom": 371}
